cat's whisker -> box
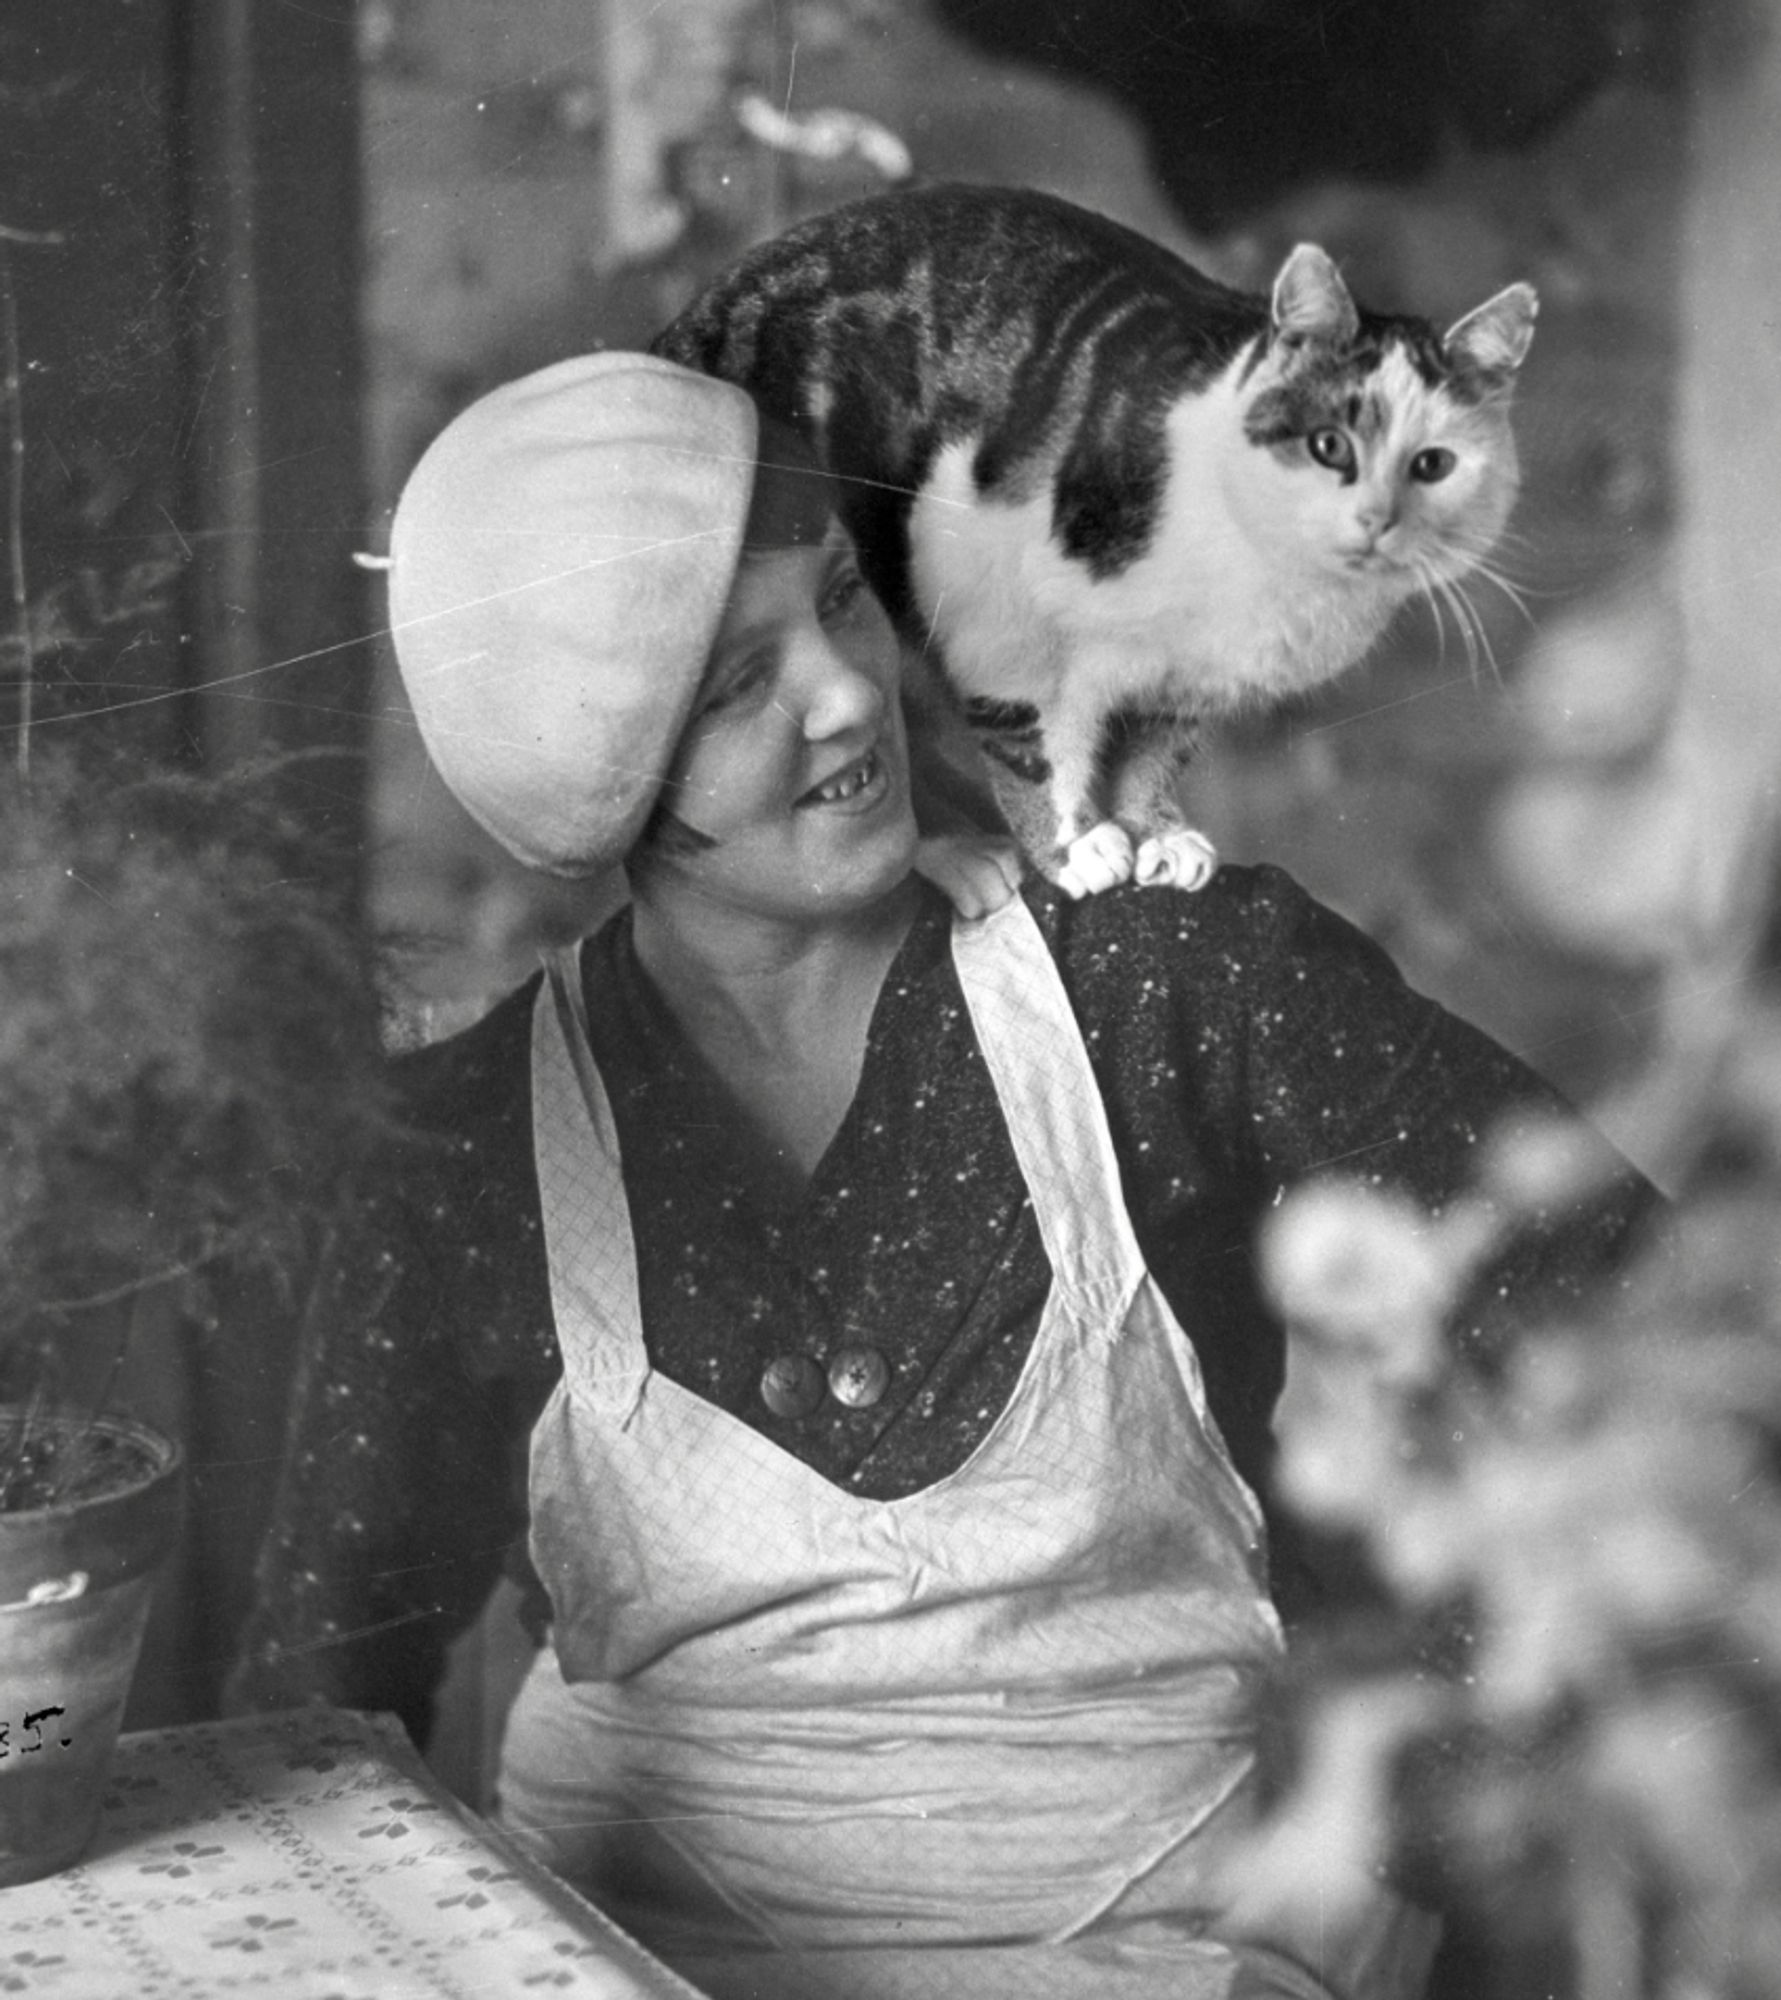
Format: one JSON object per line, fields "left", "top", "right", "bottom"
{"left": 1460, "top": 536, "right": 1567, "bottom": 615}
{"left": 1467, "top": 558, "right": 1538, "bottom": 629}
{"left": 1443, "top": 527, "right": 1520, "bottom": 576}
{"left": 1450, "top": 577, "right": 1490, "bottom": 684}
{"left": 1444, "top": 575, "right": 1508, "bottom": 691}
{"left": 1410, "top": 567, "right": 1455, "bottom": 673}
{"left": 1409, "top": 559, "right": 1475, "bottom": 684}
{"left": 1481, "top": 520, "right": 1537, "bottom": 553}
{"left": 1490, "top": 538, "right": 1540, "bottom": 573}
{"left": 1443, "top": 585, "right": 1484, "bottom": 688}
{"left": 1414, "top": 561, "right": 1476, "bottom": 686}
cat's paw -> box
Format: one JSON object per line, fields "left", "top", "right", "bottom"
{"left": 915, "top": 832, "right": 1025, "bottom": 918}
{"left": 1134, "top": 827, "right": 1219, "bottom": 892}
{"left": 1056, "top": 821, "right": 1136, "bottom": 899}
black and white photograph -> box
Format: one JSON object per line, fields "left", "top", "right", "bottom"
{"left": 0, "top": 4, "right": 1769, "bottom": 1995}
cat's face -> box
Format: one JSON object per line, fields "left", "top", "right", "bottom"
{"left": 1231, "top": 248, "right": 1537, "bottom": 599}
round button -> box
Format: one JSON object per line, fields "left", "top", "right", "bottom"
{"left": 827, "top": 1345, "right": 890, "bottom": 1410}
{"left": 760, "top": 1353, "right": 825, "bottom": 1419}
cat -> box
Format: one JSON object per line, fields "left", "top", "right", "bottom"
{"left": 652, "top": 183, "right": 1537, "bottom": 897}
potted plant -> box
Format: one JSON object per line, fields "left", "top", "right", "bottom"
{"left": 1239, "top": 1035, "right": 1781, "bottom": 1999}
{"left": 0, "top": 741, "right": 390, "bottom": 1884}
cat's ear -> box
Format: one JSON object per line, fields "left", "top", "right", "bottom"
{"left": 1270, "top": 245, "right": 1359, "bottom": 346}
{"left": 1444, "top": 283, "right": 1539, "bottom": 384}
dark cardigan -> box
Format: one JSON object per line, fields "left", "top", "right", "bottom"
{"left": 230, "top": 867, "right": 1658, "bottom": 1749}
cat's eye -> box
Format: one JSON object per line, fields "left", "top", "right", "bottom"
{"left": 1307, "top": 428, "right": 1356, "bottom": 474}
{"left": 1410, "top": 447, "right": 1457, "bottom": 483}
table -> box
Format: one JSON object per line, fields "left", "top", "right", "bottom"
{"left": 0, "top": 1707, "right": 706, "bottom": 1999}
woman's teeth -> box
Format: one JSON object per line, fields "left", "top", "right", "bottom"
{"left": 811, "top": 755, "right": 875, "bottom": 804}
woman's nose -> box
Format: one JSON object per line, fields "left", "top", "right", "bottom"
{"left": 793, "top": 631, "right": 885, "bottom": 739}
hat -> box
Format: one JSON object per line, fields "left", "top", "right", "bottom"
{"left": 388, "top": 352, "right": 759, "bottom": 876}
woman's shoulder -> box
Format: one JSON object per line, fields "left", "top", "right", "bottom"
{"left": 1024, "top": 862, "right": 1391, "bottom": 992}
{"left": 389, "top": 970, "right": 543, "bottom": 1133}
{"left": 361, "top": 974, "right": 547, "bottom": 1255}
{"left": 358, "top": 970, "right": 557, "bottom": 1368}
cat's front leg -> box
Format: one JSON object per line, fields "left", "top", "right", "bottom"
{"left": 1105, "top": 707, "right": 1219, "bottom": 893}
{"left": 956, "top": 694, "right": 1110, "bottom": 893}
{"left": 903, "top": 670, "right": 1025, "bottom": 914}
{"left": 957, "top": 688, "right": 1139, "bottom": 898}
{"left": 978, "top": 715, "right": 1132, "bottom": 897}
{"left": 1044, "top": 686, "right": 1142, "bottom": 899}
{"left": 1056, "top": 822, "right": 1137, "bottom": 899}
{"left": 1133, "top": 826, "right": 1218, "bottom": 891}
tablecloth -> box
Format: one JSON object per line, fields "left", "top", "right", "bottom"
{"left": 0, "top": 1706, "right": 707, "bottom": 1999}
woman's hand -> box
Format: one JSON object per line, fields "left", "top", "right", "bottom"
{"left": 914, "top": 832, "right": 1024, "bottom": 918}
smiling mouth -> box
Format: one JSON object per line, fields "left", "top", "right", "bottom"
{"left": 799, "top": 751, "right": 881, "bottom": 808}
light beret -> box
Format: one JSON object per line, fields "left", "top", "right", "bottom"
{"left": 388, "top": 352, "right": 758, "bottom": 876}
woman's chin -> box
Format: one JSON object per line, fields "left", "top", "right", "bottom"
{"left": 808, "top": 826, "right": 922, "bottom": 913}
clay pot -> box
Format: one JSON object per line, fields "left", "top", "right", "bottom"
{"left": 0, "top": 1410, "right": 183, "bottom": 1887}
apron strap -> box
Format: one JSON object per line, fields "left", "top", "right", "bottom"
{"left": 530, "top": 946, "right": 649, "bottom": 1419}
{"left": 951, "top": 897, "right": 1147, "bottom": 1323}
{"left": 534, "top": 899, "right": 1147, "bottom": 1407}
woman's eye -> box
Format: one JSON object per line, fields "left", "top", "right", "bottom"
{"left": 1410, "top": 447, "right": 1458, "bottom": 483}
{"left": 821, "top": 564, "right": 868, "bottom": 620}
{"left": 1307, "top": 428, "right": 1356, "bottom": 474}
{"left": 699, "top": 655, "right": 767, "bottom": 717}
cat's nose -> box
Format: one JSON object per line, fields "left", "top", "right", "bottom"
{"left": 1354, "top": 493, "right": 1398, "bottom": 538}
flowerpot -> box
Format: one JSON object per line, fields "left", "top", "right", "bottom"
{"left": 0, "top": 1409, "right": 183, "bottom": 1887}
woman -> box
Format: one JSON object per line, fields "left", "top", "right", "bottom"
{"left": 232, "top": 354, "right": 1656, "bottom": 1998}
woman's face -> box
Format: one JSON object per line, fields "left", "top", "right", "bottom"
{"left": 639, "top": 505, "right": 918, "bottom": 928}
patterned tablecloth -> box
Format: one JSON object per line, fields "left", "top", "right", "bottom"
{"left": 0, "top": 1707, "right": 706, "bottom": 1999}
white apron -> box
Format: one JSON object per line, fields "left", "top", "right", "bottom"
{"left": 499, "top": 896, "right": 1437, "bottom": 2000}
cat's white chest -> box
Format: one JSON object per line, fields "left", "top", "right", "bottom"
{"left": 907, "top": 374, "right": 1400, "bottom": 717}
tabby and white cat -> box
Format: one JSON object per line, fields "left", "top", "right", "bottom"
{"left": 653, "top": 183, "right": 1537, "bottom": 897}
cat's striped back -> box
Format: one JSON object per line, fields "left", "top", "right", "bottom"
{"left": 654, "top": 184, "right": 1266, "bottom": 615}
{"left": 652, "top": 183, "right": 1536, "bottom": 899}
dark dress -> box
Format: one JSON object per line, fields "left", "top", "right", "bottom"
{"left": 229, "top": 867, "right": 1658, "bottom": 1750}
